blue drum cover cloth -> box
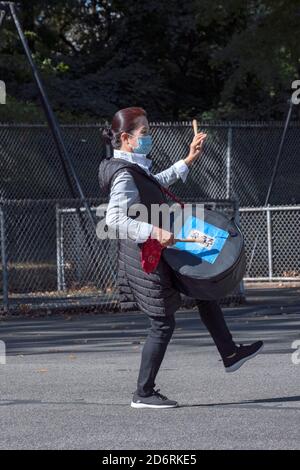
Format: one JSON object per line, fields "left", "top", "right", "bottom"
{"left": 174, "top": 215, "right": 229, "bottom": 264}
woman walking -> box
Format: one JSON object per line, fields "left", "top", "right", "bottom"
{"left": 98, "top": 107, "right": 263, "bottom": 409}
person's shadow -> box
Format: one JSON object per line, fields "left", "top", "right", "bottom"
{"left": 179, "top": 395, "right": 300, "bottom": 409}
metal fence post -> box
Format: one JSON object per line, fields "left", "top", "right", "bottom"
{"left": 0, "top": 204, "right": 9, "bottom": 312}
{"left": 266, "top": 205, "right": 273, "bottom": 280}
{"left": 56, "top": 203, "right": 61, "bottom": 291}
{"left": 75, "top": 208, "right": 83, "bottom": 286}
{"left": 226, "top": 126, "right": 232, "bottom": 199}
{"left": 56, "top": 203, "right": 66, "bottom": 291}
{"left": 233, "top": 196, "right": 245, "bottom": 298}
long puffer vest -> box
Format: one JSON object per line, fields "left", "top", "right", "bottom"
{"left": 98, "top": 157, "right": 183, "bottom": 318}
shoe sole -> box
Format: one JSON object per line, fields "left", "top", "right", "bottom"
{"left": 225, "top": 343, "right": 264, "bottom": 373}
{"left": 130, "top": 401, "right": 179, "bottom": 409}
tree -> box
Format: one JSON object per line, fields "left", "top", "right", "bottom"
{"left": 0, "top": 0, "right": 299, "bottom": 122}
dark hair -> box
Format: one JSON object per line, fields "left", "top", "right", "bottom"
{"left": 102, "top": 107, "right": 147, "bottom": 150}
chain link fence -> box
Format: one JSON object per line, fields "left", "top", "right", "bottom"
{"left": 240, "top": 205, "right": 300, "bottom": 280}
{"left": 1, "top": 121, "right": 300, "bottom": 205}
{"left": 1, "top": 121, "right": 300, "bottom": 313}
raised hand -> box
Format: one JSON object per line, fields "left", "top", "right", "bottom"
{"left": 184, "top": 132, "right": 207, "bottom": 166}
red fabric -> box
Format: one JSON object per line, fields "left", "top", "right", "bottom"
{"left": 140, "top": 184, "right": 185, "bottom": 273}
{"left": 141, "top": 237, "right": 163, "bottom": 273}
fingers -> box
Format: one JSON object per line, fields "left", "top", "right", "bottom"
{"left": 192, "top": 132, "right": 207, "bottom": 148}
{"left": 167, "top": 233, "right": 174, "bottom": 246}
{"left": 161, "top": 233, "right": 174, "bottom": 247}
{"left": 151, "top": 227, "right": 174, "bottom": 247}
{"left": 193, "top": 132, "right": 207, "bottom": 143}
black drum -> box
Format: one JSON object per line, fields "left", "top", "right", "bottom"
{"left": 162, "top": 204, "right": 246, "bottom": 300}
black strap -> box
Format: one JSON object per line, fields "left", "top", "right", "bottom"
{"left": 110, "top": 159, "right": 185, "bottom": 207}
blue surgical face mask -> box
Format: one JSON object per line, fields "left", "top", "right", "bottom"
{"left": 129, "top": 133, "right": 153, "bottom": 155}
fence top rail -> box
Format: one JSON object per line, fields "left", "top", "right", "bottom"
{"left": 240, "top": 205, "right": 300, "bottom": 211}
{"left": 0, "top": 197, "right": 238, "bottom": 205}
{"left": 0, "top": 198, "right": 105, "bottom": 205}
{"left": 57, "top": 205, "right": 103, "bottom": 213}
{"left": 0, "top": 121, "right": 300, "bottom": 129}
{"left": 244, "top": 277, "right": 300, "bottom": 281}
{"left": 150, "top": 121, "right": 300, "bottom": 128}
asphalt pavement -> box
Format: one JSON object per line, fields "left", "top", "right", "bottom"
{"left": 0, "top": 287, "right": 299, "bottom": 450}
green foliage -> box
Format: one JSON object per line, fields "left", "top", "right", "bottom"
{"left": 0, "top": 0, "right": 299, "bottom": 122}
{"left": 0, "top": 95, "right": 96, "bottom": 123}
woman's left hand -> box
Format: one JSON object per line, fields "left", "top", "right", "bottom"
{"left": 184, "top": 132, "right": 207, "bottom": 166}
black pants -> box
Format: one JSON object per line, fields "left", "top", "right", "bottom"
{"left": 136, "top": 299, "right": 236, "bottom": 397}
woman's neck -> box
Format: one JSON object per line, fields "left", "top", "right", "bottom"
{"left": 119, "top": 146, "right": 132, "bottom": 153}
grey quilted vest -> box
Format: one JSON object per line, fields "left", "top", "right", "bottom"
{"left": 98, "top": 157, "right": 182, "bottom": 317}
